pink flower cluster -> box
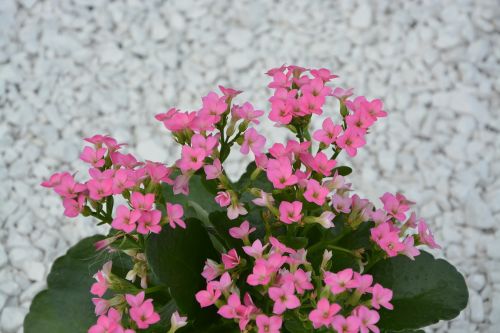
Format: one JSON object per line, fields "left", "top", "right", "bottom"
{"left": 196, "top": 236, "right": 392, "bottom": 333}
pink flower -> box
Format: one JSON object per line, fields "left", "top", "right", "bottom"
{"left": 203, "top": 159, "right": 222, "bottom": 180}
{"left": 92, "top": 298, "right": 110, "bottom": 316}
{"left": 346, "top": 109, "right": 375, "bottom": 134}
{"left": 126, "top": 291, "right": 145, "bottom": 308}
{"left": 371, "top": 283, "right": 393, "bottom": 310}
{"left": 247, "top": 263, "right": 271, "bottom": 286}
{"left": 303, "top": 179, "right": 329, "bottom": 206}
{"left": 256, "top": 315, "right": 282, "bottom": 333}
{"left": 370, "top": 222, "right": 405, "bottom": 257}
{"left": 155, "top": 108, "right": 195, "bottom": 132}
{"left": 279, "top": 201, "right": 303, "bottom": 224}
{"left": 130, "top": 192, "right": 155, "bottom": 211}
{"left": 87, "top": 178, "right": 113, "bottom": 201}
{"left": 332, "top": 315, "right": 361, "bottom": 333}
{"left": 169, "top": 311, "right": 188, "bottom": 332}
{"left": 380, "top": 192, "right": 409, "bottom": 221}
{"left": 269, "top": 99, "right": 293, "bottom": 125}
{"left": 266, "top": 157, "right": 298, "bottom": 189}
{"left": 417, "top": 221, "right": 440, "bottom": 249}
{"left": 195, "top": 282, "right": 222, "bottom": 307}
{"left": 301, "top": 77, "right": 331, "bottom": 100}
{"left": 332, "top": 87, "right": 354, "bottom": 100}
{"left": 336, "top": 128, "right": 366, "bottom": 157}
{"left": 62, "top": 195, "right": 86, "bottom": 217}
{"left": 80, "top": 146, "right": 107, "bottom": 168}
{"left": 144, "top": 162, "right": 173, "bottom": 184}
{"left": 41, "top": 172, "right": 65, "bottom": 188}
{"left": 324, "top": 268, "right": 358, "bottom": 294}
{"left": 232, "top": 102, "right": 264, "bottom": 124}
{"left": 243, "top": 239, "right": 268, "bottom": 258}
{"left": 84, "top": 134, "right": 120, "bottom": 150}
{"left": 310, "top": 68, "right": 338, "bottom": 82}
{"left": 401, "top": 236, "right": 421, "bottom": 260}
{"left": 88, "top": 308, "right": 123, "bottom": 333}
{"left": 308, "top": 298, "right": 341, "bottom": 329}
{"left": 178, "top": 146, "right": 206, "bottom": 172}
{"left": 191, "top": 134, "right": 219, "bottom": 157}
{"left": 268, "top": 71, "right": 291, "bottom": 89}
{"left": 217, "top": 293, "right": 253, "bottom": 330}
{"left": 268, "top": 283, "right": 300, "bottom": 314}
{"left": 54, "top": 173, "right": 86, "bottom": 198}
{"left": 313, "top": 118, "right": 343, "bottom": 146}
{"left": 252, "top": 190, "right": 274, "bottom": 207}
{"left": 136, "top": 210, "right": 162, "bottom": 234}
{"left": 199, "top": 92, "right": 227, "bottom": 123}
{"left": 173, "top": 173, "right": 191, "bottom": 195}
{"left": 240, "top": 128, "right": 266, "bottom": 156}
{"left": 201, "top": 259, "right": 223, "bottom": 281}
{"left": 353, "top": 272, "right": 373, "bottom": 294}
{"left": 332, "top": 194, "right": 352, "bottom": 214}
{"left": 302, "top": 151, "right": 337, "bottom": 176}
{"left": 90, "top": 261, "right": 112, "bottom": 297}
{"left": 219, "top": 85, "right": 242, "bottom": 99}
{"left": 227, "top": 202, "right": 248, "bottom": 220}
{"left": 282, "top": 269, "right": 314, "bottom": 294}
{"left": 111, "top": 205, "right": 141, "bottom": 233}
{"left": 112, "top": 169, "right": 136, "bottom": 194}
{"left": 215, "top": 191, "right": 231, "bottom": 207}
{"left": 221, "top": 249, "right": 240, "bottom": 269}
{"left": 129, "top": 299, "right": 160, "bottom": 329}
{"left": 354, "top": 305, "right": 380, "bottom": 333}
{"left": 229, "top": 220, "right": 256, "bottom": 240}
{"left": 166, "top": 203, "right": 186, "bottom": 229}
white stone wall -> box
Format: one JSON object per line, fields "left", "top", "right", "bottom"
{"left": 0, "top": 0, "right": 499, "bottom": 332}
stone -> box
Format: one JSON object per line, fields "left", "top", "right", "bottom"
{"left": 225, "top": 28, "right": 253, "bottom": 49}
{"left": 226, "top": 52, "right": 253, "bottom": 70}
{"left": 22, "top": 261, "right": 46, "bottom": 282}
{"left": 0, "top": 306, "right": 26, "bottom": 332}
{"left": 486, "top": 241, "right": 500, "bottom": 260}
{"left": 350, "top": 3, "right": 372, "bottom": 29}
{"left": 136, "top": 139, "right": 168, "bottom": 162}
{"left": 469, "top": 273, "right": 486, "bottom": 291}
{"left": 465, "top": 192, "right": 495, "bottom": 229}
{"left": 0, "top": 245, "right": 6, "bottom": 267}
{"left": 469, "top": 291, "right": 484, "bottom": 323}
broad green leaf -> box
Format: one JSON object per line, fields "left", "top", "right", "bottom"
{"left": 24, "top": 236, "right": 127, "bottom": 333}
{"left": 369, "top": 251, "right": 468, "bottom": 331}
{"left": 332, "top": 165, "right": 352, "bottom": 176}
{"left": 283, "top": 311, "right": 314, "bottom": 333}
{"left": 146, "top": 218, "right": 219, "bottom": 318}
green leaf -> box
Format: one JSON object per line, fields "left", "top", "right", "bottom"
{"left": 146, "top": 218, "right": 219, "bottom": 318}
{"left": 24, "top": 236, "right": 119, "bottom": 333}
{"left": 283, "top": 311, "right": 313, "bottom": 333}
{"left": 332, "top": 165, "right": 352, "bottom": 176}
{"left": 277, "top": 235, "right": 309, "bottom": 250}
{"left": 369, "top": 251, "right": 468, "bottom": 331}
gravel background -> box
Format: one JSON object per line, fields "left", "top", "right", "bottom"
{"left": 1, "top": 0, "right": 499, "bottom": 332}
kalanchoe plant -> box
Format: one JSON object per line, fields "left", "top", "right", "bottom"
{"left": 25, "top": 65, "right": 468, "bottom": 333}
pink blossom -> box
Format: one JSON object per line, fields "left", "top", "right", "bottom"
{"left": 221, "top": 249, "right": 240, "bottom": 269}
{"left": 54, "top": 173, "right": 86, "bottom": 198}
{"left": 88, "top": 308, "right": 123, "bottom": 333}
{"left": 240, "top": 128, "right": 266, "bottom": 156}
{"left": 203, "top": 159, "right": 222, "bottom": 180}
{"left": 380, "top": 192, "right": 409, "bottom": 221}
{"left": 227, "top": 202, "right": 248, "bottom": 220}
{"left": 199, "top": 92, "right": 227, "bottom": 123}
{"left": 191, "top": 134, "right": 219, "bottom": 157}
{"left": 201, "top": 259, "right": 223, "bottom": 281}
{"left": 298, "top": 93, "right": 323, "bottom": 115}
{"left": 302, "top": 151, "right": 337, "bottom": 176}
{"left": 80, "top": 146, "right": 107, "bottom": 168}
{"left": 332, "top": 193, "right": 352, "bottom": 214}
{"left": 308, "top": 298, "right": 341, "bottom": 329}
{"left": 90, "top": 261, "right": 112, "bottom": 297}
{"left": 269, "top": 237, "right": 296, "bottom": 255}
{"left": 232, "top": 102, "right": 264, "bottom": 124}
{"left": 126, "top": 291, "right": 145, "bottom": 308}
{"left": 256, "top": 314, "right": 282, "bottom": 333}
{"left": 402, "top": 236, "right": 421, "bottom": 260}
{"left": 216, "top": 272, "right": 233, "bottom": 291}
{"left": 354, "top": 305, "right": 380, "bottom": 333}
{"left": 111, "top": 205, "right": 141, "bottom": 233}
{"left": 332, "top": 87, "right": 354, "bottom": 100}
{"left": 353, "top": 272, "right": 373, "bottom": 294}
{"left": 252, "top": 191, "right": 274, "bottom": 207}
{"left": 130, "top": 192, "right": 155, "bottom": 211}
{"left": 332, "top": 315, "right": 361, "bottom": 333}
{"left": 62, "top": 195, "right": 86, "bottom": 217}
{"left": 336, "top": 128, "right": 366, "bottom": 157}
{"left": 282, "top": 269, "right": 314, "bottom": 294}
{"left": 371, "top": 283, "right": 393, "bottom": 310}
{"left": 169, "top": 311, "right": 188, "bottom": 333}
{"left": 417, "top": 221, "right": 440, "bottom": 249}
{"left": 370, "top": 222, "right": 405, "bottom": 257}
{"left": 371, "top": 209, "right": 389, "bottom": 225}
{"left": 278, "top": 201, "right": 303, "bottom": 224}
{"left": 268, "top": 283, "right": 300, "bottom": 314}
{"left": 87, "top": 178, "right": 113, "bottom": 201}
{"left": 155, "top": 108, "right": 195, "bottom": 132}
{"left": 112, "top": 169, "right": 136, "bottom": 194}
{"left": 217, "top": 293, "right": 253, "bottom": 330}
{"left": 173, "top": 173, "right": 191, "bottom": 195}
{"left": 144, "top": 162, "right": 173, "bottom": 184}
{"left": 266, "top": 157, "right": 298, "bottom": 189}
{"left": 129, "top": 299, "right": 160, "bottom": 329}
{"left": 243, "top": 239, "right": 268, "bottom": 258}
{"left": 136, "top": 210, "right": 162, "bottom": 234}
{"left": 41, "top": 172, "right": 65, "bottom": 188}
{"left": 92, "top": 298, "right": 110, "bottom": 316}
{"left": 301, "top": 77, "right": 331, "bottom": 100}
{"left": 84, "top": 135, "right": 121, "bottom": 151}
{"left": 215, "top": 191, "right": 231, "bottom": 207}
{"left": 166, "top": 203, "right": 186, "bottom": 229}
{"left": 303, "top": 179, "right": 329, "bottom": 206}
{"left": 313, "top": 118, "right": 343, "bottom": 145}
{"left": 346, "top": 109, "right": 375, "bottom": 135}
{"left": 310, "top": 68, "right": 337, "bottom": 82}
{"left": 269, "top": 99, "right": 292, "bottom": 125}
{"left": 195, "top": 282, "right": 222, "bottom": 307}
{"left": 178, "top": 145, "right": 206, "bottom": 172}
{"left": 324, "top": 268, "right": 358, "bottom": 294}
{"left": 268, "top": 71, "right": 291, "bottom": 89}
{"left": 247, "top": 263, "right": 271, "bottom": 286}
{"left": 219, "top": 85, "right": 242, "bottom": 99}
{"left": 229, "top": 220, "right": 256, "bottom": 240}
